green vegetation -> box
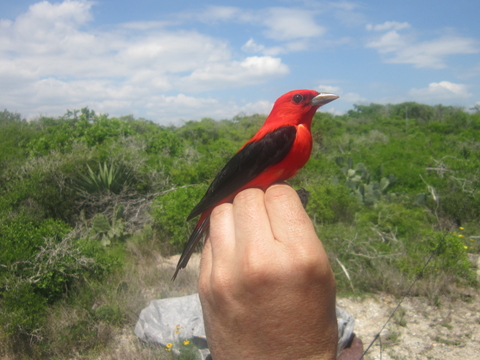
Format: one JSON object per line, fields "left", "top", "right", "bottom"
{"left": 0, "top": 102, "right": 479, "bottom": 358}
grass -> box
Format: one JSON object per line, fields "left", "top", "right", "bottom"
{"left": 433, "top": 336, "right": 462, "bottom": 346}
{"left": 0, "top": 228, "right": 200, "bottom": 360}
{"left": 393, "top": 307, "right": 407, "bottom": 327}
{"left": 383, "top": 328, "right": 402, "bottom": 345}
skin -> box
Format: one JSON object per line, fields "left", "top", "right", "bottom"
{"left": 199, "top": 184, "right": 338, "bottom": 360}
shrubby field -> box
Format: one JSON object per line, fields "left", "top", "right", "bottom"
{"left": 0, "top": 103, "right": 479, "bottom": 358}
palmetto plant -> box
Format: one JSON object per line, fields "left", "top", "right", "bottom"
{"left": 74, "top": 162, "right": 135, "bottom": 195}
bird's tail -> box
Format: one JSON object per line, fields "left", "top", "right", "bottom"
{"left": 172, "top": 213, "right": 211, "bottom": 280}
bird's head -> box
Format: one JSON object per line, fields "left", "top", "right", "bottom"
{"left": 265, "top": 89, "right": 339, "bottom": 128}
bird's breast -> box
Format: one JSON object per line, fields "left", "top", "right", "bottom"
{"left": 276, "top": 124, "right": 312, "bottom": 177}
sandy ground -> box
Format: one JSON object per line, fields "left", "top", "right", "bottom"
{"left": 338, "top": 291, "right": 480, "bottom": 360}
{"left": 123, "top": 254, "right": 480, "bottom": 360}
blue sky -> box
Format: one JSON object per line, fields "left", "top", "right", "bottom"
{"left": 1, "top": 0, "right": 479, "bottom": 124}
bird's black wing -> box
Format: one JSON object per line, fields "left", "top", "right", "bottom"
{"left": 187, "top": 125, "right": 297, "bottom": 221}
{"left": 172, "top": 213, "right": 211, "bottom": 280}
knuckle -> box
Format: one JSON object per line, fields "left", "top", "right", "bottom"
{"left": 265, "top": 184, "right": 296, "bottom": 204}
{"left": 198, "top": 274, "right": 210, "bottom": 297}
{"left": 295, "top": 247, "right": 335, "bottom": 282}
{"left": 210, "top": 266, "right": 235, "bottom": 293}
{"left": 199, "top": 267, "right": 237, "bottom": 306}
{"left": 239, "top": 252, "right": 283, "bottom": 288}
{"left": 211, "top": 202, "right": 232, "bottom": 219}
{"left": 233, "top": 188, "right": 264, "bottom": 205}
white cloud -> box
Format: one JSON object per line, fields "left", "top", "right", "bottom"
{"left": 203, "top": 6, "right": 241, "bottom": 21}
{"left": 242, "top": 38, "right": 265, "bottom": 53}
{"left": 240, "top": 100, "right": 273, "bottom": 115}
{"left": 263, "top": 8, "right": 325, "bottom": 40}
{"left": 366, "top": 21, "right": 410, "bottom": 32}
{"left": 317, "top": 85, "right": 342, "bottom": 93}
{"left": 241, "top": 37, "right": 312, "bottom": 56}
{"left": 341, "top": 92, "right": 367, "bottom": 103}
{"left": 116, "top": 33, "right": 232, "bottom": 75}
{"left": 408, "top": 81, "right": 472, "bottom": 101}
{"left": 366, "top": 24, "right": 479, "bottom": 69}
{"left": 182, "top": 5, "right": 328, "bottom": 57}
{"left": 195, "top": 6, "right": 325, "bottom": 42}
{"left": 396, "top": 36, "right": 477, "bottom": 69}
{"left": 329, "top": 2, "right": 359, "bottom": 12}
{"left": 196, "top": 6, "right": 255, "bottom": 23}
{"left": 120, "top": 21, "right": 172, "bottom": 30}
{"left": 180, "top": 56, "right": 289, "bottom": 91}
{"left": 329, "top": 2, "right": 366, "bottom": 27}
{"left": 366, "top": 30, "right": 409, "bottom": 55}
{"left": 0, "top": 1, "right": 291, "bottom": 123}
{"left": 0, "top": 0, "right": 95, "bottom": 56}
{"left": 142, "top": 95, "right": 273, "bottom": 123}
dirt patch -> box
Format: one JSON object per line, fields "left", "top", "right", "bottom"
{"left": 112, "top": 254, "right": 479, "bottom": 360}
{"left": 168, "top": 255, "right": 480, "bottom": 359}
{"left": 339, "top": 291, "right": 480, "bottom": 360}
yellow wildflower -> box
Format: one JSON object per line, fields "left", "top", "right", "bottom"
{"left": 463, "top": 245, "right": 468, "bottom": 249}
{"left": 459, "top": 227, "right": 464, "bottom": 230}
{"left": 183, "top": 339, "right": 190, "bottom": 345}
{"left": 166, "top": 343, "right": 173, "bottom": 348}
{"left": 458, "top": 234, "right": 464, "bottom": 238}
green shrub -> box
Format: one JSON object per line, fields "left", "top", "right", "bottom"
{"left": 0, "top": 218, "right": 71, "bottom": 337}
{"left": 0, "top": 217, "right": 71, "bottom": 267}
{"left": 75, "top": 239, "right": 125, "bottom": 276}
{"left": 0, "top": 214, "right": 124, "bottom": 343}
{"left": 26, "top": 109, "right": 134, "bottom": 155}
{"left": 306, "top": 182, "right": 359, "bottom": 224}
{"left": 0, "top": 281, "right": 49, "bottom": 339}
{"left": 425, "top": 232, "right": 472, "bottom": 280}
{"left": 151, "top": 185, "right": 208, "bottom": 250}
{"left": 0, "top": 147, "right": 91, "bottom": 222}
{"left": 0, "top": 110, "right": 33, "bottom": 168}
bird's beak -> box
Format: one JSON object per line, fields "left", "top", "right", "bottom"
{"left": 311, "top": 93, "right": 339, "bottom": 107}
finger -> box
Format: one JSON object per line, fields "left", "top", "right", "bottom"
{"left": 232, "top": 188, "right": 274, "bottom": 256}
{"left": 208, "top": 202, "right": 236, "bottom": 273}
{"left": 264, "top": 184, "right": 316, "bottom": 245}
{"left": 265, "top": 184, "right": 334, "bottom": 279}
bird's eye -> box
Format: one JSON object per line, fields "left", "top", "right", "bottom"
{"left": 292, "top": 94, "right": 303, "bottom": 103}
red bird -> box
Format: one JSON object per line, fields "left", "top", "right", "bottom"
{"left": 172, "top": 89, "right": 338, "bottom": 279}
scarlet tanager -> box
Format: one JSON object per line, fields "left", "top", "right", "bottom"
{"left": 172, "top": 89, "right": 338, "bottom": 280}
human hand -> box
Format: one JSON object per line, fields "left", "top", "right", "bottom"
{"left": 199, "top": 184, "right": 337, "bottom": 360}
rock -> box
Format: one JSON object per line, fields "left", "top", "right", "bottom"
{"left": 135, "top": 293, "right": 357, "bottom": 359}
